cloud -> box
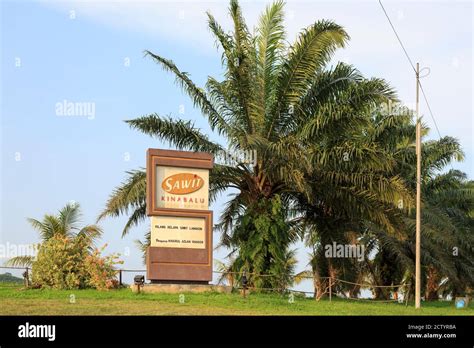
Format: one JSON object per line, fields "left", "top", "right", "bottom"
{"left": 40, "top": 0, "right": 236, "bottom": 54}
{"left": 39, "top": 0, "right": 473, "bottom": 172}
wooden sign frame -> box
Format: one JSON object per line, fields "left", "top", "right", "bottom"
{"left": 147, "top": 209, "right": 212, "bottom": 282}
{"left": 146, "top": 148, "right": 213, "bottom": 216}
{"left": 146, "top": 149, "right": 214, "bottom": 283}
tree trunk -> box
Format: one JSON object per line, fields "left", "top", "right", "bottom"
{"left": 314, "top": 274, "right": 327, "bottom": 300}
{"left": 425, "top": 266, "right": 440, "bottom": 301}
{"left": 348, "top": 284, "right": 361, "bottom": 298}
{"left": 365, "top": 259, "right": 389, "bottom": 300}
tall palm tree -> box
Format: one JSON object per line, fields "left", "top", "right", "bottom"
{"left": 7, "top": 203, "right": 102, "bottom": 267}
{"left": 98, "top": 0, "right": 410, "bottom": 288}
{"left": 363, "top": 108, "right": 473, "bottom": 299}
{"left": 364, "top": 170, "right": 474, "bottom": 300}
{"left": 424, "top": 172, "right": 474, "bottom": 297}
{"left": 291, "top": 106, "right": 416, "bottom": 298}
{"left": 295, "top": 99, "right": 473, "bottom": 300}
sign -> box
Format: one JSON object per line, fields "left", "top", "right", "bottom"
{"left": 151, "top": 215, "right": 205, "bottom": 249}
{"left": 155, "top": 167, "right": 209, "bottom": 210}
{"left": 147, "top": 149, "right": 213, "bottom": 215}
{"left": 146, "top": 149, "right": 213, "bottom": 283}
{"left": 161, "top": 173, "right": 204, "bottom": 194}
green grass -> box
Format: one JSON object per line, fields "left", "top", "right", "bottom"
{"left": 0, "top": 283, "right": 472, "bottom": 316}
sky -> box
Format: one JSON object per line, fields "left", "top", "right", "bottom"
{"left": 1, "top": 0, "right": 472, "bottom": 292}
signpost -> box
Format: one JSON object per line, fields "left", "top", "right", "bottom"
{"left": 146, "top": 149, "right": 213, "bottom": 283}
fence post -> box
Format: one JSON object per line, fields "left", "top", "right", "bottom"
{"left": 25, "top": 267, "right": 29, "bottom": 288}
{"left": 329, "top": 278, "right": 332, "bottom": 302}
{"left": 119, "top": 269, "right": 122, "bottom": 286}
{"left": 405, "top": 283, "right": 411, "bottom": 307}
{"left": 241, "top": 271, "right": 248, "bottom": 298}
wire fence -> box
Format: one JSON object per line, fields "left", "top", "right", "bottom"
{"left": 0, "top": 265, "right": 410, "bottom": 303}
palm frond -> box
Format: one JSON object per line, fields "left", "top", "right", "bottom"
{"left": 269, "top": 20, "right": 349, "bottom": 137}
{"left": 97, "top": 169, "right": 146, "bottom": 222}
{"left": 77, "top": 224, "right": 103, "bottom": 244}
{"left": 58, "top": 202, "right": 81, "bottom": 235}
{"left": 126, "top": 114, "right": 224, "bottom": 155}
{"left": 5, "top": 255, "right": 35, "bottom": 268}
{"left": 144, "top": 50, "right": 230, "bottom": 135}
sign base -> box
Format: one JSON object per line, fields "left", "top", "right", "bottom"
{"left": 131, "top": 283, "right": 232, "bottom": 294}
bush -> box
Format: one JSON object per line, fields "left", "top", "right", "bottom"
{"left": 84, "top": 244, "right": 123, "bottom": 290}
{"left": 31, "top": 235, "right": 89, "bottom": 289}
{"left": 31, "top": 235, "right": 122, "bottom": 290}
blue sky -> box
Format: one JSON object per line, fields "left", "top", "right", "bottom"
{"left": 1, "top": 0, "right": 472, "bottom": 291}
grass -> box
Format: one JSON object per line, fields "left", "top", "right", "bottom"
{"left": 0, "top": 283, "right": 472, "bottom": 316}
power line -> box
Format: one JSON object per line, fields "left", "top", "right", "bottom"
{"left": 378, "top": 0, "right": 416, "bottom": 73}
{"left": 378, "top": 0, "right": 443, "bottom": 140}
{"left": 419, "top": 83, "right": 443, "bottom": 138}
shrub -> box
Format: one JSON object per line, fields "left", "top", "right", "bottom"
{"left": 84, "top": 244, "right": 123, "bottom": 290}
{"left": 31, "top": 235, "right": 89, "bottom": 289}
{"left": 31, "top": 235, "right": 122, "bottom": 290}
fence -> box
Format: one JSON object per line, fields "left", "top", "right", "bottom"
{"left": 210, "top": 270, "right": 408, "bottom": 303}
{"left": 0, "top": 266, "right": 31, "bottom": 287}
{"left": 0, "top": 265, "right": 409, "bottom": 304}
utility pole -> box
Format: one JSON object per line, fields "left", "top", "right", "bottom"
{"left": 378, "top": 0, "right": 424, "bottom": 308}
{"left": 415, "top": 62, "right": 422, "bottom": 309}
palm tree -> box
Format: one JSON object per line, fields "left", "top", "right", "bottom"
{"left": 295, "top": 97, "right": 473, "bottom": 300}
{"left": 7, "top": 202, "right": 102, "bottom": 267}
{"left": 98, "top": 0, "right": 412, "bottom": 289}
{"left": 290, "top": 106, "right": 416, "bottom": 298}
{"left": 364, "top": 108, "right": 473, "bottom": 300}
{"left": 411, "top": 169, "right": 474, "bottom": 299}
{"left": 364, "top": 171, "right": 474, "bottom": 300}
